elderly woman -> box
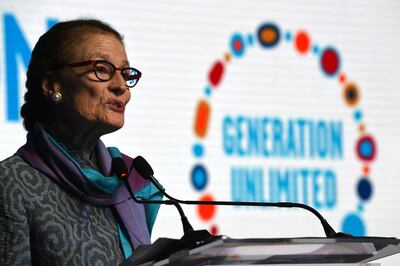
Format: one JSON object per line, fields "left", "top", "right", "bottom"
{"left": 0, "top": 19, "right": 161, "bottom": 265}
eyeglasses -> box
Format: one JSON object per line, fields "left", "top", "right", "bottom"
{"left": 58, "top": 60, "right": 142, "bottom": 88}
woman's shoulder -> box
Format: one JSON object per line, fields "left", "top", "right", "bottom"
{"left": 0, "top": 154, "right": 28, "bottom": 180}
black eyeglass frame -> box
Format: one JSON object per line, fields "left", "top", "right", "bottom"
{"left": 55, "top": 60, "right": 142, "bottom": 88}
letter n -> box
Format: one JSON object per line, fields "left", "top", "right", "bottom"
{"left": 4, "top": 14, "right": 31, "bottom": 121}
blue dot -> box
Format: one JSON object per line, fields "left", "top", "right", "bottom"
{"left": 285, "top": 31, "right": 292, "bottom": 42}
{"left": 342, "top": 213, "right": 365, "bottom": 236}
{"left": 354, "top": 109, "right": 362, "bottom": 122}
{"left": 312, "top": 44, "right": 320, "bottom": 55}
{"left": 247, "top": 34, "right": 254, "bottom": 46}
{"left": 357, "top": 203, "right": 364, "bottom": 212}
{"left": 357, "top": 178, "right": 373, "bottom": 201}
{"left": 360, "top": 140, "right": 373, "bottom": 157}
{"left": 230, "top": 33, "right": 246, "bottom": 58}
{"left": 193, "top": 143, "right": 204, "bottom": 158}
{"left": 191, "top": 165, "right": 208, "bottom": 191}
{"left": 204, "top": 85, "right": 212, "bottom": 97}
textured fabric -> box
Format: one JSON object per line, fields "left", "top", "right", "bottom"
{"left": 16, "top": 124, "right": 162, "bottom": 249}
{"left": 0, "top": 155, "right": 124, "bottom": 265}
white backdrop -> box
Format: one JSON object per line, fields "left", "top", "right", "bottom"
{"left": 0, "top": 0, "right": 399, "bottom": 264}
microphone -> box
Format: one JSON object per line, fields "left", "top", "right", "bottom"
{"left": 111, "top": 157, "right": 194, "bottom": 235}
{"left": 132, "top": 156, "right": 350, "bottom": 238}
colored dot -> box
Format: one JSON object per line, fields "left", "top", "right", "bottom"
{"left": 342, "top": 213, "right": 365, "bottom": 236}
{"left": 354, "top": 109, "right": 362, "bottom": 122}
{"left": 339, "top": 73, "right": 346, "bottom": 84}
{"left": 359, "top": 123, "right": 366, "bottom": 133}
{"left": 210, "top": 224, "right": 219, "bottom": 236}
{"left": 197, "top": 194, "right": 216, "bottom": 221}
{"left": 356, "top": 135, "right": 377, "bottom": 162}
{"left": 208, "top": 60, "right": 225, "bottom": 87}
{"left": 194, "top": 100, "right": 211, "bottom": 138}
{"left": 285, "top": 31, "right": 292, "bottom": 42}
{"left": 320, "top": 47, "right": 340, "bottom": 76}
{"left": 343, "top": 83, "right": 360, "bottom": 107}
{"left": 257, "top": 22, "right": 280, "bottom": 48}
{"left": 204, "top": 85, "right": 212, "bottom": 97}
{"left": 191, "top": 164, "right": 208, "bottom": 191}
{"left": 230, "top": 33, "right": 246, "bottom": 57}
{"left": 224, "top": 52, "right": 231, "bottom": 64}
{"left": 247, "top": 34, "right": 254, "bottom": 46}
{"left": 193, "top": 143, "right": 204, "bottom": 158}
{"left": 357, "top": 203, "right": 364, "bottom": 212}
{"left": 362, "top": 165, "right": 370, "bottom": 175}
{"left": 357, "top": 178, "right": 373, "bottom": 201}
{"left": 294, "top": 30, "right": 310, "bottom": 54}
{"left": 312, "top": 44, "right": 320, "bottom": 55}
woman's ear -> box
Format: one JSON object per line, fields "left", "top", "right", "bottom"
{"left": 41, "top": 77, "right": 62, "bottom": 97}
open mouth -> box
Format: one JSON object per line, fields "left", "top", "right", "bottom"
{"left": 106, "top": 100, "right": 125, "bottom": 113}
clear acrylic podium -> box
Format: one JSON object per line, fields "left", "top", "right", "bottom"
{"left": 121, "top": 234, "right": 400, "bottom": 266}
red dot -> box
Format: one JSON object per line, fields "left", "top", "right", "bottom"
{"left": 233, "top": 40, "right": 243, "bottom": 51}
{"left": 208, "top": 60, "right": 224, "bottom": 87}
{"left": 339, "top": 73, "right": 346, "bottom": 84}
{"left": 197, "top": 194, "right": 216, "bottom": 221}
{"left": 295, "top": 31, "right": 310, "bottom": 54}
{"left": 363, "top": 165, "right": 370, "bottom": 175}
{"left": 321, "top": 48, "right": 340, "bottom": 76}
{"left": 210, "top": 224, "right": 219, "bottom": 235}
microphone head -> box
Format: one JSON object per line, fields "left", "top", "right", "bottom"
{"left": 112, "top": 157, "right": 129, "bottom": 179}
{"left": 132, "top": 156, "right": 154, "bottom": 179}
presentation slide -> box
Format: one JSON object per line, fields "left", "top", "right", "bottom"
{"left": 0, "top": 0, "right": 399, "bottom": 264}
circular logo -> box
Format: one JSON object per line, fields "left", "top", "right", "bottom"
{"left": 191, "top": 22, "right": 377, "bottom": 236}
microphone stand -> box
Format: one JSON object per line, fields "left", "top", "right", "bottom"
{"left": 132, "top": 156, "right": 352, "bottom": 238}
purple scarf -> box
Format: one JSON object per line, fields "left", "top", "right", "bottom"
{"left": 17, "top": 124, "right": 151, "bottom": 249}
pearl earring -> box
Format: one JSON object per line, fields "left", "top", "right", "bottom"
{"left": 51, "top": 92, "right": 62, "bottom": 103}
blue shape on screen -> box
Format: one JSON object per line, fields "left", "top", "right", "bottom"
{"left": 230, "top": 33, "right": 245, "bottom": 58}
{"left": 204, "top": 85, "right": 212, "bottom": 97}
{"left": 47, "top": 18, "right": 59, "bottom": 28}
{"left": 354, "top": 109, "right": 362, "bottom": 122}
{"left": 247, "top": 34, "right": 254, "bottom": 46}
{"left": 284, "top": 31, "right": 292, "bottom": 42}
{"left": 360, "top": 140, "right": 372, "bottom": 157}
{"left": 312, "top": 44, "right": 320, "bottom": 55}
{"left": 191, "top": 165, "right": 208, "bottom": 191}
{"left": 357, "top": 178, "right": 372, "bottom": 201}
{"left": 342, "top": 213, "right": 365, "bottom": 236}
{"left": 193, "top": 143, "right": 204, "bottom": 158}
{"left": 4, "top": 13, "right": 32, "bottom": 121}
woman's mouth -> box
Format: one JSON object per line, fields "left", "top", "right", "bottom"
{"left": 106, "top": 100, "right": 125, "bottom": 113}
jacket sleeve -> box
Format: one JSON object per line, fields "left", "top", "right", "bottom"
{"left": 0, "top": 166, "right": 32, "bottom": 266}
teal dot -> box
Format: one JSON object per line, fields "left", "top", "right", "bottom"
{"left": 342, "top": 213, "right": 365, "bottom": 236}
{"left": 247, "top": 34, "right": 254, "bottom": 46}
{"left": 204, "top": 85, "right": 212, "bottom": 97}
{"left": 312, "top": 44, "right": 320, "bottom": 55}
{"left": 191, "top": 165, "right": 208, "bottom": 191}
{"left": 354, "top": 109, "right": 362, "bottom": 122}
{"left": 361, "top": 141, "right": 373, "bottom": 157}
{"left": 285, "top": 31, "right": 292, "bottom": 42}
{"left": 193, "top": 143, "right": 204, "bottom": 158}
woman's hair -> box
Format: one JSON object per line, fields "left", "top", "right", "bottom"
{"left": 21, "top": 18, "right": 124, "bottom": 130}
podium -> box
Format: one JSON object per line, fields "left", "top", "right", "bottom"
{"left": 121, "top": 234, "right": 400, "bottom": 266}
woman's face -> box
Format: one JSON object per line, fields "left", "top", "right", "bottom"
{"left": 57, "top": 33, "right": 132, "bottom": 135}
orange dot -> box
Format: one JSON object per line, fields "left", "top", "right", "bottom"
{"left": 363, "top": 165, "right": 370, "bottom": 175}
{"left": 339, "top": 73, "right": 346, "bottom": 84}
{"left": 359, "top": 123, "right": 365, "bottom": 133}
{"left": 194, "top": 100, "right": 210, "bottom": 138}
{"left": 224, "top": 52, "right": 231, "bottom": 63}
{"left": 261, "top": 29, "right": 277, "bottom": 43}
{"left": 197, "top": 194, "right": 216, "bottom": 221}
{"left": 295, "top": 30, "right": 310, "bottom": 54}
